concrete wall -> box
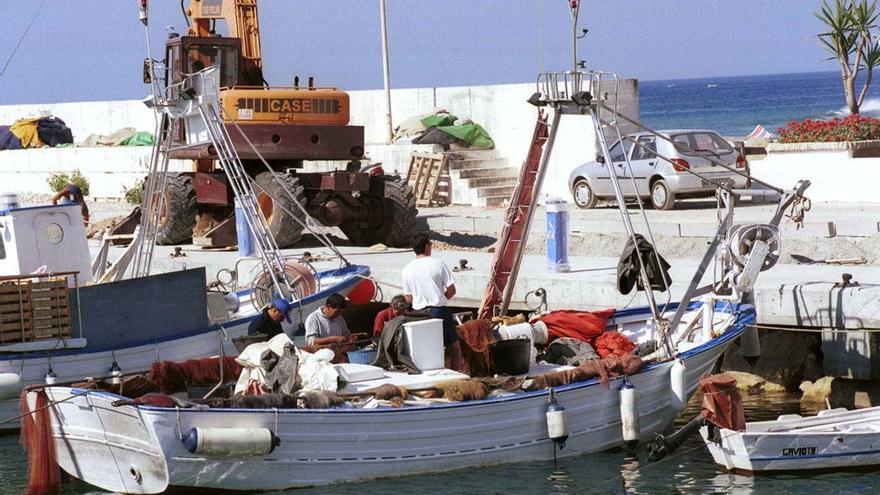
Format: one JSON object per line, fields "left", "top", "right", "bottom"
{"left": 0, "top": 80, "right": 639, "bottom": 200}
{"left": 749, "top": 149, "right": 880, "bottom": 203}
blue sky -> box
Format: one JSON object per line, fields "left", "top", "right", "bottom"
{"left": 0, "top": 1, "right": 837, "bottom": 104}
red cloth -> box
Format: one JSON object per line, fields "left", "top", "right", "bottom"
{"left": 533, "top": 309, "right": 615, "bottom": 343}
{"left": 593, "top": 331, "right": 636, "bottom": 358}
{"left": 373, "top": 307, "right": 397, "bottom": 337}
{"left": 700, "top": 374, "right": 746, "bottom": 431}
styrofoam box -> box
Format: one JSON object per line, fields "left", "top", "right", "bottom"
{"left": 402, "top": 318, "right": 445, "bottom": 371}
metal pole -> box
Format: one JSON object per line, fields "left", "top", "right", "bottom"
{"left": 380, "top": 0, "right": 394, "bottom": 144}
{"left": 569, "top": 1, "right": 580, "bottom": 73}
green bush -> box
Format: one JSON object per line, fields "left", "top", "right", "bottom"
{"left": 122, "top": 181, "right": 144, "bottom": 205}
{"left": 47, "top": 170, "right": 90, "bottom": 197}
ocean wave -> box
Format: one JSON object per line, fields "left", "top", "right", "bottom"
{"left": 830, "top": 97, "right": 880, "bottom": 116}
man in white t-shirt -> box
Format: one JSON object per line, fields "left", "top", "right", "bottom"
{"left": 402, "top": 232, "right": 461, "bottom": 369}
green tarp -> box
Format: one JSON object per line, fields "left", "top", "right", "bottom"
{"left": 420, "top": 113, "right": 458, "bottom": 128}
{"left": 435, "top": 123, "right": 495, "bottom": 149}
{"left": 121, "top": 132, "right": 155, "bottom": 146}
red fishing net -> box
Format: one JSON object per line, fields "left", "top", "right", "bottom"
{"left": 19, "top": 389, "right": 60, "bottom": 495}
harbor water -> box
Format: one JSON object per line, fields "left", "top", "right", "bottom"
{"left": 2, "top": 393, "right": 879, "bottom": 494}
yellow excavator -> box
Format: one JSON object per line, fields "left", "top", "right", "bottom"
{"left": 144, "top": 0, "right": 415, "bottom": 247}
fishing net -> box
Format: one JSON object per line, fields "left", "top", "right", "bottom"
{"left": 148, "top": 357, "right": 243, "bottom": 394}
{"left": 19, "top": 389, "right": 60, "bottom": 495}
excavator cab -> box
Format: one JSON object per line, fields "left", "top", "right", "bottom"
{"left": 165, "top": 37, "right": 242, "bottom": 90}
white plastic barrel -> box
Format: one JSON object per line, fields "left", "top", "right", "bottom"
{"left": 182, "top": 427, "right": 278, "bottom": 457}
{"left": 0, "top": 192, "right": 19, "bottom": 212}
{"left": 669, "top": 359, "right": 686, "bottom": 412}
{"left": 402, "top": 318, "right": 444, "bottom": 371}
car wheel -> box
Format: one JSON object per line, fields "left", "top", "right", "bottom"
{"left": 650, "top": 180, "right": 676, "bottom": 210}
{"left": 572, "top": 178, "right": 598, "bottom": 209}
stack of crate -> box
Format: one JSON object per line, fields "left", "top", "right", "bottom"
{"left": 0, "top": 277, "right": 72, "bottom": 344}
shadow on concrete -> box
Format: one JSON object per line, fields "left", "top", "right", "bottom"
{"left": 430, "top": 231, "right": 496, "bottom": 249}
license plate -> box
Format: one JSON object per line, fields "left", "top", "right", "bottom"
{"left": 702, "top": 178, "right": 734, "bottom": 188}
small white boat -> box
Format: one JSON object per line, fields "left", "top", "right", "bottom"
{"left": 702, "top": 405, "right": 880, "bottom": 473}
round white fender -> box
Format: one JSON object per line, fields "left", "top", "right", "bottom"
{"left": 620, "top": 379, "right": 639, "bottom": 446}
{"left": 182, "top": 427, "right": 279, "bottom": 457}
{"left": 0, "top": 373, "right": 21, "bottom": 400}
{"left": 670, "top": 359, "right": 686, "bottom": 413}
{"left": 546, "top": 393, "right": 568, "bottom": 447}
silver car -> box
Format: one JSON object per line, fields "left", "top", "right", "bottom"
{"left": 568, "top": 129, "right": 747, "bottom": 210}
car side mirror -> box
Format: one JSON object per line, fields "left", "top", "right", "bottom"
{"left": 143, "top": 58, "right": 152, "bottom": 84}
{"left": 595, "top": 155, "right": 605, "bottom": 164}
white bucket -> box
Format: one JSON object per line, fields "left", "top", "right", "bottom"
{"left": 402, "top": 318, "right": 445, "bottom": 371}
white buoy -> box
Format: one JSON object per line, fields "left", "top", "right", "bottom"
{"left": 109, "top": 361, "right": 123, "bottom": 385}
{"left": 0, "top": 373, "right": 22, "bottom": 400}
{"left": 740, "top": 326, "right": 761, "bottom": 365}
{"left": 45, "top": 368, "right": 58, "bottom": 385}
{"left": 181, "top": 427, "right": 279, "bottom": 457}
{"left": 620, "top": 378, "right": 639, "bottom": 446}
{"left": 670, "top": 359, "right": 686, "bottom": 413}
{"left": 546, "top": 390, "right": 569, "bottom": 449}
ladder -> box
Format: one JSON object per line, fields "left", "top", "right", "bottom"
{"left": 478, "top": 71, "right": 665, "bottom": 329}
{"left": 477, "top": 112, "right": 555, "bottom": 320}
{"left": 133, "top": 67, "right": 292, "bottom": 298}
{"left": 130, "top": 115, "right": 171, "bottom": 278}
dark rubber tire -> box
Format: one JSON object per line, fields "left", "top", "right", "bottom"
{"left": 340, "top": 176, "right": 417, "bottom": 248}
{"left": 650, "top": 179, "right": 676, "bottom": 210}
{"left": 572, "top": 178, "right": 598, "bottom": 209}
{"left": 156, "top": 173, "right": 197, "bottom": 245}
{"left": 254, "top": 172, "right": 306, "bottom": 248}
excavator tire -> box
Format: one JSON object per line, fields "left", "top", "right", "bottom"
{"left": 156, "top": 173, "right": 197, "bottom": 245}
{"left": 254, "top": 171, "right": 306, "bottom": 248}
{"left": 341, "top": 176, "right": 417, "bottom": 248}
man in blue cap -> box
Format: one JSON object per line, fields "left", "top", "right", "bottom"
{"left": 247, "top": 298, "right": 292, "bottom": 338}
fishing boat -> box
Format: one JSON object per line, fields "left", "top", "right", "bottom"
{"left": 701, "top": 404, "right": 880, "bottom": 473}
{"left": 0, "top": 201, "right": 370, "bottom": 432}
{"left": 27, "top": 65, "right": 814, "bottom": 493}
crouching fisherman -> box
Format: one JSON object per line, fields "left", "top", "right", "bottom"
{"left": 248, "top": 298, "right": 293, "bottom": 338}
{"left": 304, "top": 294, "right": 361, "bottom": 362}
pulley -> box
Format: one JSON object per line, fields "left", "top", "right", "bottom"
{"left": 726, "top": 223, "right": 781, "bottom": 272}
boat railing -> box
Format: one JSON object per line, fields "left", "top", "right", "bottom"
{"left": 0, "top": 271, "right": 84, "bottom": 345}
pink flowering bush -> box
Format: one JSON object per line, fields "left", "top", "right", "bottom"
{"left": 777, "top": 115, "right": 880, "bottom": 143}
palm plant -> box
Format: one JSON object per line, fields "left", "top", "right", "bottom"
{"left": 816, "top": 0, "right": 880, "bottom": 114}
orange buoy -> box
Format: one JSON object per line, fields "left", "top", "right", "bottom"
{"left": 347, "top": 279, "right": 376, "bottom": 305}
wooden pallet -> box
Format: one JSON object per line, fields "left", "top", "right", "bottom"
{"left": 406, "top": 152, "right": 451, "bottom": 207}
{"left": 0, "top": 278, "right": 72, "bottom": 344}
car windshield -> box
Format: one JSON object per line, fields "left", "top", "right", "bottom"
{"left": 607, "top": 140, "right": 634, "bottom": 162}
{"left": 671, "top": 132, "right": 733, "bottom": 156}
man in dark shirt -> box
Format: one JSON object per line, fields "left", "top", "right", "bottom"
{"left": 248, "top": 298, "right": 292, "bottom": 338}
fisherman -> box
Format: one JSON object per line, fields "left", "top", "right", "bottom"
{"left": 304, "top": 293, "right": 354, "bottom": 347}
{"left": 247, "top": 298, "right": 292, "bottom": 338}
{"left": 402, "top": 232, "right": 462, "bottom": 369}
{"left": 51, "top": 183, "right": 90, "bottom": 223}
{"left": 372, "top": 294, "right": 411, "bottom": 337}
